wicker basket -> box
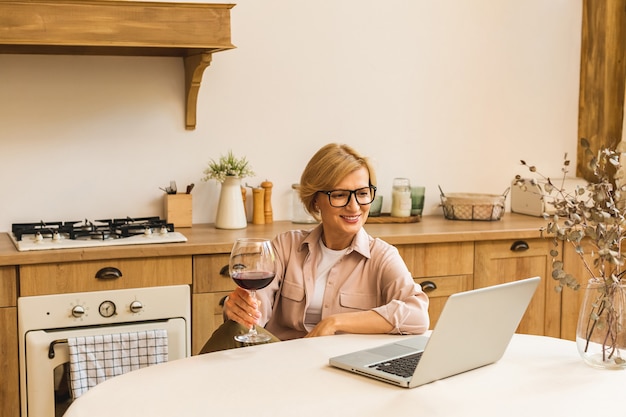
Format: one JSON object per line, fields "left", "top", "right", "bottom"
{"left": 439, "top": 188, "right": 509, "bottom": 221}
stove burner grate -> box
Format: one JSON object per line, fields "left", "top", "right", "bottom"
{"left": 12, "top": 217, "right": 175, "bottom": 242}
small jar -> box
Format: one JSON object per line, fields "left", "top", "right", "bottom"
{"left": 391, "top": 178, "right": 412, "bottom": 217}
{"left": 291, "top": 184, "right": 317, "bottom": 224}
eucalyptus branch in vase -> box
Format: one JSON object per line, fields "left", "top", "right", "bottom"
{"left": 515, "top": 138, "right": 626, "bottom": 368}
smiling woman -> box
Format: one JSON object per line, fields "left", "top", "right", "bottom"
{"left": 199, "top": 143, "right": 430, "bottom": 353}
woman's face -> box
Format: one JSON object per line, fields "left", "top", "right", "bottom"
{"left": 315, "top": 166, "right": 371, "bottom": 249}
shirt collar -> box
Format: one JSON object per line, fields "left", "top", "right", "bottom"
{"left": 301, "top": 224, "right": 371, "bottom": 259}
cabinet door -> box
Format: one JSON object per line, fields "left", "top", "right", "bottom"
{"left": 192, "top": 291, "right": 232, "bottom": 354}
{"left": 0, "top": 267, "right": 19, "bottom": 417}
{"left": 397, "top": 242, "right": 474, "bottom": 329}
{"left": 474, "top": 239, "right": 561, "bottom": 337}
{"left": 192, "top": 255, "right": 236, "bottom": 354}
{"left": 20, "top": 256, "right": 192, "bottom": 296}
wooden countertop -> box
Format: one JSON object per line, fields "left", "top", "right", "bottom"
{"left": 0, "top": 213, "right": 548, "bottom": 266}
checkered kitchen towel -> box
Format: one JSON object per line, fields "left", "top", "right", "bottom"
{"left": 68, "top": 329, "right": 168, "bottom": 399}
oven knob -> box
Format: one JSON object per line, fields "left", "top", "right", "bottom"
{"left": 72, "top": 305, "right": 86, "bottom": 318}
{"left": 129, "top": 300, "right": 143, "bottom": 313}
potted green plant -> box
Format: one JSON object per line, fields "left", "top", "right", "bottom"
{"left": 515, "top": 138, "right": 626, "bottom": 369}
{"left": 202, "top": 151, "right": 255, "bottom": 229}
{"left": 202, "top": 150, "right": 255, "bottom": 183}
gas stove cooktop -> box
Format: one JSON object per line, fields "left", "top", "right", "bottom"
{"left": 10, "top": 216, "right": 187, "bottom": 252}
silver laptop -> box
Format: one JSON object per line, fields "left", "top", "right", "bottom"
{"left": 329, "top": 276, "right": 540, "bottom": 388}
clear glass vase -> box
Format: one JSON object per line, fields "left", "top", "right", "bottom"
{"left": 576, "top": 278, "right": 626, "bottom": 369}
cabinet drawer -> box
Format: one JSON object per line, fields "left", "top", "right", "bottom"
{"left": 19, "top": 256, "right": 192, "bottom": 296}
{"left": 397, "top": 242, "right": 474, "bottom": 277}
{"left": 474, "top": 238, "right": 553, "bottom": 289}
{"left": 415, "top": 274, "right": 472, "bottom": 329}
{"left": 415, "top": 275, "right": 470, "bottom": 298}
{"left": 193, "top": 254, "right": 236, "bottom": 293}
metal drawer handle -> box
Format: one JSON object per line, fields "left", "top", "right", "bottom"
{"left": 220, "top": 264, "right": 244, "bottom": 277}
{"left": 95, "top": 267, "right": 122, "bottom": 279}
{"left": 419, "top": 280, "right": 437, "bottom": 292}
{"left": 510, "top": 240, "right": 530, "bottom": 252}
{"left": 219, "top": 295, "right": 228, "bottom": 307}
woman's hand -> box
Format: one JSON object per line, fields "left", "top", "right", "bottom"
{"left": 223, "top": 287, "right": 262, "bottom": 329}
{"left": 305, "top": 311, "right": 394, "bottom": 338}
{"left": 305, "top": 316, "right": 339, "bottom": 337}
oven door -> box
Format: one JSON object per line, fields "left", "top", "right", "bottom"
{"left": 22, "top": 318, "right": 187, "bottom": 417}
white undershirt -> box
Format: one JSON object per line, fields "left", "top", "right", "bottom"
{"left": 304, "top": 240, "right": 348, "bottom": 331}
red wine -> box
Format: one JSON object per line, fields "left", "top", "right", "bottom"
{"left": 232, "top": 271, "right": 275, "bottom": 290}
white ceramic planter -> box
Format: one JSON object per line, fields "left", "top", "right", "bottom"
{"left": 215, "top": 176, "right": 247, "bottom": 229}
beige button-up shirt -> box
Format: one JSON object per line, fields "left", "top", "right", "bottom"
{"left": 258, "top": 224, "right": 430, "bottom": 340}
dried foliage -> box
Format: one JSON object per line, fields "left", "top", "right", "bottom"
{"left": 516, "top": 138, "right": 626, "bottom": 364}
{"left": 516, "top": 138, "right": 626, "bottom": 289}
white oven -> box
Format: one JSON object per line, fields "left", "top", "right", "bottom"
{"left": 18, "top": 285, "right": 191, "bottom": 417}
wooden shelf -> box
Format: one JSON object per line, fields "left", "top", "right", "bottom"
{"left": 0, "top": 0, "right": 236, "bottom": 130}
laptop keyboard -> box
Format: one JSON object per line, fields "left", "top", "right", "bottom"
{"left": 369, "top": 351, "right": 423, "bottom": 378}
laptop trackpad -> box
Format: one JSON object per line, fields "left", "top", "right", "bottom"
{"left": 394, "top": 335, "right": 429, "bottom": 350}
{"left": 332, "top": 342, "right": 416, "bottom": 368}
{"left": 368, "top": 342, "right": 419, "bottom": 359}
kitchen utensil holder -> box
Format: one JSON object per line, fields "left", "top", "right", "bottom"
{"left": 165, "top": 194, "right": 192, "bottom": 227}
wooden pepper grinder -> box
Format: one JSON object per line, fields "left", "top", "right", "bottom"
{"left": 261, "top": 180, "right": 273, "bottom": 224}
{"left": 252, "top": 187, "right": 265, "bottom": 225}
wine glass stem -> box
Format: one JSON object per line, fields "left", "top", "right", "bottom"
{"left": 249, "top": 290, "right": 259, "bottom": 335}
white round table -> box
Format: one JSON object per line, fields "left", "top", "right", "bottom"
{"left": 64, "top": 334, "right": 624, "bottom": 417}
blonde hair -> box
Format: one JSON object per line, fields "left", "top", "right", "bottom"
{"left": 299, "top": 143, "right": 376, "bottom": 220}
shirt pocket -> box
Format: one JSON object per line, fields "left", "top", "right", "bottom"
{"left": 339, "top": 292, "right": 377, "bottom": 311}
{"left": 281, "top": 280, "right": 305, "bottom": 302}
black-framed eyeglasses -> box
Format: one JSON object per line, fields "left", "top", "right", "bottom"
{"left": 318, "top": 186, "right": 377, "bottom": 208}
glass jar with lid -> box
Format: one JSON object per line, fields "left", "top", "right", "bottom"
{"left": 391, "top": 178, "right": 412, "bottom": 217}
{"left": 291, "top": 184, "right": 318, "bottom": 223}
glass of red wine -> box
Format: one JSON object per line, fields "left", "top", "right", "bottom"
{"left": 229, "top": 237, "right": 277, "bottom": 344}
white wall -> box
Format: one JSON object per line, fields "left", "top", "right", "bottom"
{"left": 0, "top": 0, "right": 582, "bottom": 232}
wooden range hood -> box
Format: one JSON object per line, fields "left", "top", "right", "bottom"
{"left": 0, "top": 0, "right": 236, "bottom": 130}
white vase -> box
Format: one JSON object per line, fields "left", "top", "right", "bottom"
{"left": 215, "top": 176, "right": 247, "bottom": 229}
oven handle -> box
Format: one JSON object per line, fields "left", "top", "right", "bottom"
{"left": 49, "top": 338, "right": 68, "bottom": 359}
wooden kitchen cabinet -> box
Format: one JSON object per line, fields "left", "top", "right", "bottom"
{"left": 396, "top": 242, "right": 474, "bottom": 329}
{"left": 19, "top": 256, "right": 192, "bottom": 296}
{"left": 192, "top": 254, "right": 235, "bottom": 354}
{"left": 474, "top": 238, "right": 562, "bottom": 337}
{"left": 0, "top": 266, "right": 19, "bottom": 417}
